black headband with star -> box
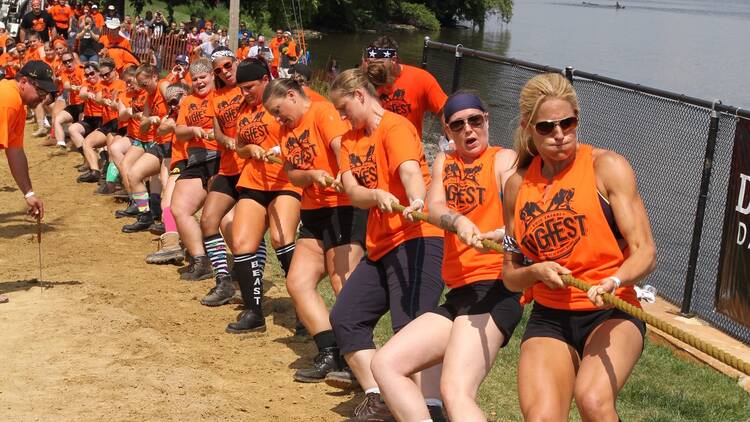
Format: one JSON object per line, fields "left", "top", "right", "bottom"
{"left": 364, "top": 47, "right": 398, "bottom": 59}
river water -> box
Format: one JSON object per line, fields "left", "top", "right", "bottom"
{"left": 308, "top": 0, "right": 750, "bottom": 108}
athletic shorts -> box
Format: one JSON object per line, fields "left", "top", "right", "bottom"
{"left": 170, "top": 160, "right": 187, "bottom": 176}
{"left": 80, "top": 116, "right": 102, "bottom": 137}
{"left": 432, "top": 280, "right": 523, "bottom": 347}
{"left": 522, "top": 302, "right": 647, "bottom": 357}
{"left": 330, "top": 236, "right": 445, "bottom": 354}
{"left": 209, "top": 174, "right": 241, "bottom": 200}
{"left": 177, "top": 158, "right": 220, "bottom": 189}
{"left": 298, "top": 206, "right": 367, "bottom": 251}
{"left": 131, "top": 138, "right": 155, "bottom": 150}
{"left": 238, "top": 187, "right": 301, "bottom": 208}
{"left": 96, "top": 118, "right": 126, "bottom": 136}
{"left": 145, "top": 142, "right": 172, "bottom": 161}
{"left": 64, "top": 103, "right": 84, "bottom": 122}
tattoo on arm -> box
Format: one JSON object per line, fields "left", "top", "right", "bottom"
{"left": 439, "top": 211, "right": 461, "bottom": 231}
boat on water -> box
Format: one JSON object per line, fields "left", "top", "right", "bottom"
{"left": 581, "top": 1, "right": 625, "bottom": 9}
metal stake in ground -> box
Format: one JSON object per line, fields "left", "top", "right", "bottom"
{"left": 37, "top": 214, "right": 43, "bottom": 290}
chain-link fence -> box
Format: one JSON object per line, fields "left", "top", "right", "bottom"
{"left": 421, "top": 39, "right": 750, "bottom": 344}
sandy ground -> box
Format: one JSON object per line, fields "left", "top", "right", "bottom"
{"left": 0, "top": 125, "right": 358, "bottom": 421}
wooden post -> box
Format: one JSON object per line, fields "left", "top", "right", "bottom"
{"left": 228, "top": 0, "right": 239, "bottom": 51}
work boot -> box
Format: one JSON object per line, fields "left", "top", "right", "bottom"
{"left": 293, "top": 347, "right": 343, "bottom": 383}
{"left": 179, "top": 255, "right": 213, "bottom": 281}
{"left": 122, "top": 212, "right": 154, "bottom": 233}
{"left": 77, "top": 163, "right": 90, "bottom": 172}
{"left": 115, "top": 202, "right": 139, "bottom": 218}
{"left": 325, "top": 366, "right": 360, "bottom": 390}
{"left": 145, "top": 232, "right": 185, "bottom": 265}
{"left": 347, "top": 392, "right": 394, "bottom": 421}
{"left": 149, "top": 221, "right": 165, "bottom": 236}
{"left": 77, "top": 169, "right": 101, "bottom": 183}
{"left": 94, "top": 181, "right": 117, "bottom": 195}
{"left": 226, "top": 309, "right": 266, "bottom": 334}
{"left": 200, "top": 274, "right": 236, "bottom": 306}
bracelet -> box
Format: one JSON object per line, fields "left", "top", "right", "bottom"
{"left": 409, "top": 198, "right": 424, "bottom": 209}
{"left": 24, "top": 191, "right": 35, "bottom": 199}
{"left": 608, "top": 276, "right": 622, "bottom": 289}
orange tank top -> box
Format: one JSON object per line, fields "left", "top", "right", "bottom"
{"left": 442, "top": 146, "right": 504, "bottom": 288}
{"left": 236, "top": 102, "right": 301, "bottom": 194}
{"left": 513, "top": 143, "right": 639, "bottom": 311}
{"left": 83, "top": 81, "right": 103, "bottom": 117}
{"left": 207, "top": 85, "right": 246, "bottom": 175}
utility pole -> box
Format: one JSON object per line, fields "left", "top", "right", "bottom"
{"left": 228, "top": 0, "right": 239, "bottom": 51}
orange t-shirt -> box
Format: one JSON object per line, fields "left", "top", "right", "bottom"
{"left": 514, "top": 143, "right": 639, "bottom": 311}
{"left": 99, "top": 34, "right": 131, "bottom": 50}
{"left": 0, "top": 33, "right": 9, "bottom": 48}
{"left": 164, "top": 71, "right": 192, "bottom": 86}
{"left": 105, "top": 46, "right": 139, "bottom": 73}
{"left": 119, "top": 88, "right": 147, "bottom": 138}
{"left": 0, "top": 80, "right": 26, "bottom": 149}
{"left": 176, "top": 92, "right": 218, "bottom": 151}
{"left": 441, "top": 146, "right": 504, "bottom": 288}
{"left": 60, "top": 66, "right": 85, "bottom": 105}
{"left": 236, "top": 46, "right": 249, "bottom": 59}
{"left": 269, "top": 36, "right": 283, "bottom": 67}
{"left": 281, "top": 100, "right": 350, "bottom": 210}
{"left": 99, "top": 78, "right": 126, "bottom": 123}
{"left": 303, "top": 86, "right": 327, "bottom": 103}
{"left": 82, "top": 80, "right": 103, "bottom": 117}
{"left": 145, "top": 88, "right": 169, "bottom": 143}
{"left": 236, "top": 102, "right": 300, "bottom": 194}
{"left": 25, "top": 47, "right": 43, "bottom": 63}
{"left": 92, "top": 12, "right": 104, "bottom": 29}
{"left": 50, "top": 5, "right": 72, "bottom": 29}
{"left": 206, "top": 85, "right": 245, "bottom": 175}
{"left": 339, "top": 111, "right": 442, "bottom": 260}
{"left": 376, "top": 64, "right": 447, "bottom": 137}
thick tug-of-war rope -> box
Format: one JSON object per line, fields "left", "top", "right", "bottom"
{"left": 386, "top": 202, "right": 750, "bottom": 376}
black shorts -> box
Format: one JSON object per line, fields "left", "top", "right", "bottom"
{"left": 80, "top": 116, "right": 103, "bottom": 137}
{"left": 238, "top": 187, "right": 301, "bottom": 207}
{"left": 209, "top": 174, "right": 241, "bottom": 200}
{"left": 177, "top": 158, "right": 220, "bottom": 189}
{"left": 145, "top": 142, "right": 172, "bottom": 161}
{"left": 522, "top": 302, "right": 647, "bottom": 357}
{"left": 330, "top": 236, "right": 445, "bottom": 354}
{"left": 432, "top": 280, "right": 523, "bottom": 347}
{"left": 96, "top": 119, "right": 126, "bottom": 136}
{"left": 170, "top": 160, "right": 187, "bottom": 176}
{"left": 64, "top": 103, "right": 84, "bottom": 122}
{"left": 298, "top": 206, "right": 367, "bottom": 251}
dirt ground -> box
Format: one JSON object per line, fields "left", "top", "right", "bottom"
{"left": 0, "top": 125, "right": 359, "bottom": 421}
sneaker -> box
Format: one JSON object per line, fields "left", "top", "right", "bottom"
{"left": 179, "top": 255, "right": 213, "bottom": 281}
{"left": 201, "top": 274, "right": 236, "bottom": 306}
{"left": 122, "top": 212, "right": 154, "bottom": 233}
{"left": 77, "top": 169, "right": 101, "bottom": 183}
{"left": 294, "top": 347, "right": 343, "bottom": 383}
{"left": 148, "top": 221, "right": 165, "bottom": 236}
{"left": 347, "top": 392, "right": 395, "bottom": 421}
{"left": 77, "top": 163, "right": 90, "bottom": 172}
{"left": 115, "top": 202, "right": 139, "bottom": 218}
{"left": 325, "top": 366, "right": 360, "bottom": 390}
{"left": 226, "top": 309, "right": 266, "bottom": 334}
{"left": 94, "top": 181, "right": 117, "bottom": 195}
{"left": 32, "top": 126, "right": 49, "bottom": 138}
{"left": 145, "top": 233, "right": 185, "bottom": 265}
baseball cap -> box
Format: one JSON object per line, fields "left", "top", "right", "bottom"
{"left": 92, "top": 4, "right": 98, "bottom": 9}
{"left": 175, "top": 54, "right": 189, "bottom": 65}
{"left": 107, "top": 4, "right": 115, "bottom": 10}
{"left": 290, "top": 63, "right": 311, "bottom": 81}
{"left": 283, "top": 31, "right": 292, "bottom": 37}
{"left": 105, "top": 17, "right": 120, "bottom": 29}
{"left": 18, "top": 61, "right": 57, "bottom": 94}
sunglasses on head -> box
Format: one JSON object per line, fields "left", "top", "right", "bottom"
{"left": 533, "top": 116, "right": 578, "bottom": 136}
{"left": 447, "top": 114, "right": 486, "bottom": 132}
{"left": 213, "top": 61, "right": 233, "bottom": 75}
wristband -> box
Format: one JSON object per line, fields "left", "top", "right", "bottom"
{"left": 608, "top": 276, "right": 622, "bottom": 289}
{"left": 24, "top": 191, "right": 35, "bottom": 199}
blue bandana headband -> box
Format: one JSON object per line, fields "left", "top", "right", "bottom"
{"left": 443, "top": 92, "right": 485, "bottom": 123}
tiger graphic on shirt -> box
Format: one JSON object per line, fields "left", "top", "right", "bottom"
{"left": 519, "top": 188, "right": 588, "bottom": 260}
{"left": 379, "top": 88, "right": 412, "bottom": 117}
{"left": 237, "top": 110, "right": 270, "bottom": 146}
{"left": 349, "top": 145, "right": 377, "bottom": 188}
{"left": 443, "top": 162, "right": 486, "bottom": 215}
{"left": 285, "top": 129, "right": 317, "bottom": 169}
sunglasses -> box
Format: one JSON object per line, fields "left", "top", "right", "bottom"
{"left": 30, "top": 82, "right": 49, "bottom": 98}
{"left": 447, "top": 114, "right": 486, "bottom": 132}
{"left": 533, "top": 116, "right": 578, "bottom": 136}
{"left": 85, "top": 71, "right": 96, "bottom": 77}
{"left": 213, "top": 61, "right": 233, "bottom": 75}
{"left": 63, "top": 58, "right": 74, "bottom": 64}
{"left": 100, "top": 69, "right": 113, "bottom": 78}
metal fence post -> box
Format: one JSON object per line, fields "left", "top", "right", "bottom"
{"left": 681, "top": 100, "right": 722, "bottom": 317}
{"left": 451, "top": 44, "right": 464, "bottom": 94}
{"left": 565, "top": 66, "right": 574, "bottom": 82}
{"left": 421, "top": 36, "right": 430, "bottom": 69}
